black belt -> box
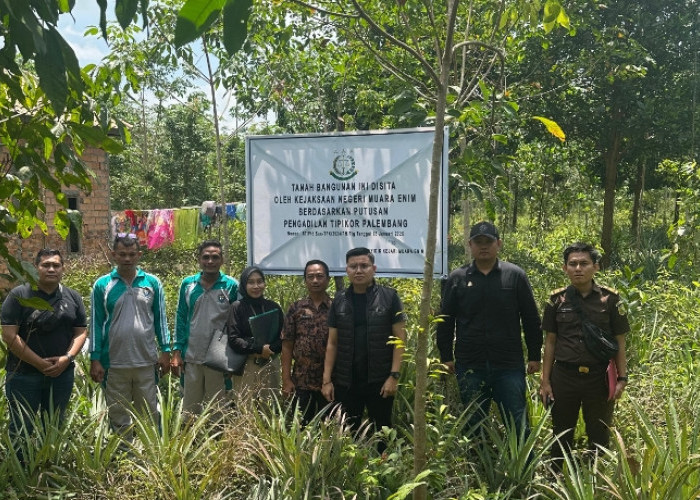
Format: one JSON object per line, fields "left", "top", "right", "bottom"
{"left": 555, "top": 360, "right": 607, "bottom": 374}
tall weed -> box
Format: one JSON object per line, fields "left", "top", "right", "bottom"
{"left": 236, "top": 396, "right": 380, "bottom": 498}
{"left": 128, "top": 381, "right": 230, "bottom": 499}
{"left": 0, "top": 400, "right": 78, "bottom": 496}
{"left": 535, "top": 451, "right": 600, "bottom": 500}
{"left": 600, "top": 397, "right": 700, "bottom": 500}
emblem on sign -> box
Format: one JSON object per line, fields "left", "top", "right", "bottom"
{"left": 330, "top": 149, "right": 357, "bottom": 180}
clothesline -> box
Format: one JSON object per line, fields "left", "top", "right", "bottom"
{"left": 111, "top": 201, "right": 246, "bottom": 251}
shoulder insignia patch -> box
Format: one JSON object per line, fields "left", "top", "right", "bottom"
{"left": 598, "top": 283, "right": 619, "bottom": 294}
{"left": 549, "top": 286, "right": 567, "bottom": 297}
{"left": 547, "top": 287, "right": 567, "bottom": 307}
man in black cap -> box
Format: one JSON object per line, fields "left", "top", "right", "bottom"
{"left": 436, "top": 221, "right": 542, "bottom": 439}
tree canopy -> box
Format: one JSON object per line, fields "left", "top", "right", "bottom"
{"left": 0, "top": 0, "right": 245, "bottom": 280}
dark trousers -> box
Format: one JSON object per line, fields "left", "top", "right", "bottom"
{"left": 334, "top": 381, "right": 394, "bottom": 452}
{"left": 6, "top": 366, "right": 75, "bottom": 464}
{"left": 550, "top": 363, "right": 614, "bottom": 468}
{"left": 293, "top": 388, "right": 327, "bottom": 425}
{"left": 455, "top": 362, "right": 529, "bottom": 439}
{"left": 6, "top": 366, "right": 75, "bottom": 438}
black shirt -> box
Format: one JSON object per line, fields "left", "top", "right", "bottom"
{"left": 225, "top": 297, "right": 284, "bottom": 354}
{"left": 436, "top": 259, "right": 542, "bottom": 369}
{"left": 1, "top": 283, "right": 87, "bottom": 374}
{"left": 351, "top": 291, "right": 369, "bottom": 385}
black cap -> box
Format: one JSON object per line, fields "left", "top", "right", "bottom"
{"left": 469, "top": 221, "right": 499, "bottom": 241}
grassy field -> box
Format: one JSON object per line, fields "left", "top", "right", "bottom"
{"left": 1, "top": 215, "right": 699, "bottom": 499}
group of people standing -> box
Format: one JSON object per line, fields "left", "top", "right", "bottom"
{"left": 0, "top": 236, "right": 406, "bottom": 459}
{"left": 1, "top": 221, "right": 628, "bottom": 470}
{"left": 437, "top": 222, "right": 629, "bottom": 470}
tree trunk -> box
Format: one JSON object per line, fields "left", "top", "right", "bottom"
{"left": 511, "top": 175, "right": 519, "bottom": 231}
{"left": 202, "top": 38, "right": 230, "bottom": 273}
{"left": 413, "top": 3, "right": 459, "bottom": 498}
{"left": 630, "top": 159, "right": 646, "bottom": 247}
{"left": 600, "top": 128, "right": 622, "bottom": 269}
{"left": 334, "top": 93, "right": 347, "bottom": 293}
{"left": 141, "top": 89, "right": 148, "bottom": 173}
{"left": 461, "top": 198, "right": 470, "bottom": 260}
{"left": 537, "top": 167, "right": 547, "bottom": 240}
{"left": 673, "top": 192, "right": 680, "bottom": 225}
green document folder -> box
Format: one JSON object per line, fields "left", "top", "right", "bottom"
{"left": 248, "top": 309, "right": 279, "bottom": 345}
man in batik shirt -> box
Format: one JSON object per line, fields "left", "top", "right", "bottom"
{"left": 281, "top": 260, "right": 332, "bottom": 424}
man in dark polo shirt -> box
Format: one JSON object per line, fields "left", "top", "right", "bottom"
{"left": 1, "top": 249, "right": 88, "bottom": 454}
{"left": 437, "top": 221, "right": 542, "bottom": 438}
{"left": 281, "top": 259, "right": 333, "bottom": 424}
{"left": 539, "top": 242, "right": 629, "bottom": 470}
{"left": 322, "top": 247, "right": 406, "bottom": 449}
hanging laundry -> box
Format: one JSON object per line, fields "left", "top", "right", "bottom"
{"left": 200, "top": 201, "right": 216, "bottom": 230}
{"left": 110, "top": 201, "right": 243, "bottom": 252}
{"left": 111, "top": 212, "right": 130, "bottom": 240}
{"left": 124, "top": 210, "right": 138, "bottom": 232}
{"left": 235, "top": 203, "right": 247, "bottom": 222}
{"left": 173, "top": 208, "right": 200, "bottom": 250}
{"left": 225, "top": 202, "right": 237, "bottom": 219}
{"left": 134, "top": 211, "right": 150, "bottom": 247}
{"left": 147, "top": 209, "right": 174, "bottom": 250}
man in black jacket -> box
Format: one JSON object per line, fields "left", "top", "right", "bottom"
{"left": 437, "top": 222, "right": 542, "bottom": 438}
{"left": 322, "top": 247, "right": 406, "bottom": 447}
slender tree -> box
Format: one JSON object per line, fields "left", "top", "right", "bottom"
{"left": 513, "top": 0, "right": 699, "bottom": 266}
{"left": 281, "top": 1, "right": 568, "bottom": 497}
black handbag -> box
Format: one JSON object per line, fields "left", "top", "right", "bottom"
{"left": 582, "top": 320, "right": 619, "bottom": 362}
{"left": 23, "top": 284, "right": 69, "bottom": 335}
{"left": 572, "top": 290, "right": 619, "bottom": 362}
{"left": 203, "top": 329, "right": 247, "bottom": 373}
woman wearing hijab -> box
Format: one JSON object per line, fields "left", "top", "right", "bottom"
{"left": 225, "top": 266, "right": 283, "bottom": 399}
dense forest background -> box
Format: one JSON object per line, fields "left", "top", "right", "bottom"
{"left": 103, "top": 0, "right": 699, "bottom": 270}
{"left": 0, "top": 0, "right": 698, "bottom": 498}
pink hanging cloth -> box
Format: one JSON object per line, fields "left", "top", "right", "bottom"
{"left": 146, "top": 209, "right": 175, "bottom": 250}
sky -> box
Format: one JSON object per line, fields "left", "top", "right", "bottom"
{"left": 56, "top": 0, "right": 112, "bottom": 66}
{"left": 56, "top": 0, "right": 238, "bottom": 131}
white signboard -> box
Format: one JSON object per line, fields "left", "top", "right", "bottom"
{"left": 245, "top": 128, "right": 448, "bottom": 278}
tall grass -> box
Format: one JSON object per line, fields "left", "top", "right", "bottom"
{"left": 128, "top": 383, "right": 232, "bottom": 499}
{"left": 0, "top": 403, "right": 76, "bottom": 496}
{"left": 601, "top": 398, "right": 700, "bottom": 500}
{"left": 1, "top": 213, "right": 699, "bottom": 497}
{"left": 234, "top": 396, "right": 380, "bottom": 498}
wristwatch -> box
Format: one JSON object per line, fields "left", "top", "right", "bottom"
{"left": 66, "top": 353, "right": 75, "bottom": 363}
{"left": 390, "top": 371, "right": 400, "bottom": 380}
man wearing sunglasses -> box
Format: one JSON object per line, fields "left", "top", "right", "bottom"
{"left": 89, "top": 234, "right": 171, "bottom": 435}
{"left": 322, "top": 247, "right": 406, "bottom": 452}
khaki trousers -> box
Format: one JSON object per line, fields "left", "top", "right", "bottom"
{"left": 182, "top": 363, "right": 229, "bottom": 414}
{"left": 233, "top": 356, "right": 280, "bottom": 402}
{"left": 105, "top": 365, "right": 159, "bottom": 433}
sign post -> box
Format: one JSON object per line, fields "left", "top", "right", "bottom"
{"left": 245, "top": 128, "right": 448, "bottom": 278}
